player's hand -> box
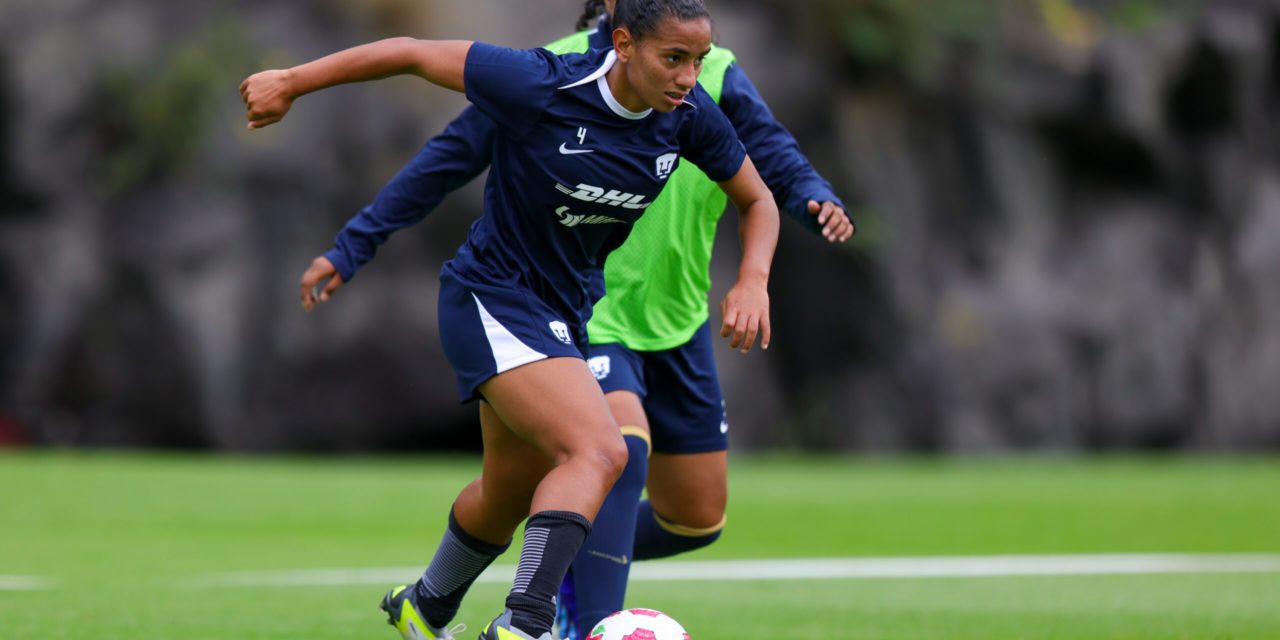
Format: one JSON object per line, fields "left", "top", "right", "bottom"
{"left": 808, "top": 200, "right": 854, "bottom": 243}
{"left": 299, "top": 256, "right": 344, "bottom": 311}
{"left": 240, "top": 69, "right": 296, "bottom": 130}
{"left": 719, "top": 278, "right": 770, "bottom": 354}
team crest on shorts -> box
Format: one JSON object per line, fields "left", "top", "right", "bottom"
{"left": 587, "top": 355, "right": 611, "bottom": 380}
{"left": 655, "top": 153, "right": 678, "bottom": 179}
{"left": 548, "top": 320, "right": 573, "bottom": 345}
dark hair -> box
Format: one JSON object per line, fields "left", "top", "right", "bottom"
{"left": 612, "top": 0, "right": 710, "bottom": 41}
{"left": 575, "top": 0, "right": 607, "bottom": 31}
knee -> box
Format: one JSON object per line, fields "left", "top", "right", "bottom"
{"left": 651, "top": 492, "right": 726, "bottom": 531}
{"left": 560, "top": 430, "right": 628, "bottom": 485}
{"left": 633, "top": 500, "right": 725, "bottom": 560}
{"left": 594, "top": 434, "right": 629, "bottom": 485}
{"left": 660, "top": 510, "right": 726, "bottom": 542}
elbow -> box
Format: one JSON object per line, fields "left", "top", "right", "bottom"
{"left": 750, "top": 198, "right": 781, "bottom": 225}
{"left": 384, "top": 36, "right": 435, "bottom": 77}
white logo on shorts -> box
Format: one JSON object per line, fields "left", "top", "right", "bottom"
{"left": 549, "top": 320, "right": 572, "bottom": 345}
{"left": 588, "top": 355, "right": 612, "bottom": 380}
{"left": 655, "top": 153, "right": 678, "bottom": 179}
{"left": 720, "top": 400, "right": 729, "bottom": 433}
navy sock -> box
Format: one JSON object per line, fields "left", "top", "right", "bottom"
{"left": 506, "top": 510, "right": 592, "bottom": 636}
{"left": 632, "top": 499, "right": 723, "bottom": 560}
{"left": 568, "top": 431, "right": 650, "bottom": 636}
{"left": 415, "top": 509, "right": 510, "bottom": 628}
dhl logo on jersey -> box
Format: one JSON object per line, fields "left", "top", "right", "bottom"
{"left": 554, "top": 183, "right": 655, "bottom": 210}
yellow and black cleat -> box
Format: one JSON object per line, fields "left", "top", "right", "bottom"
{"left": 478, "top": 609, "right": 553, "bottom": 640}
{"left": 380, "top": 584, "right": 465, "bottom": 640}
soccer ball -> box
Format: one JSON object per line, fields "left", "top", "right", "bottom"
{"left": 585, "top": 608, "right": 690, "bottom": 640}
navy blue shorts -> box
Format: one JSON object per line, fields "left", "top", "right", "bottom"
{"left": 438, "top": 268, "right": 589, "bottom": 403}
{"left": 587, "top": 321, "right": 728, "bottom": 454}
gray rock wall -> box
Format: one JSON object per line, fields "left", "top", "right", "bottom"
{"left": 2, "top": 0, "right": 1277, "bottom": 451}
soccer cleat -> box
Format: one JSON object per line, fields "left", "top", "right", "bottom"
{"left": 380, "top": 584, "right": 466, "bottom": 640}
{"left": 478, "top": 609, "right": 553, "bottom": 640}
{"left": 553, "top": 574, "right": 579, "bottom": 640}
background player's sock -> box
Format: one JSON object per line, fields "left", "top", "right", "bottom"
{"left": 506, "top": 510, "right": 593, "bottom": 636}
{"left": 631, "top": 499, "right": 723, "bottom": 560}
{"left": 568, "top": 429, "right": 650, "bottom": 636}
{"left": 415, "top": 509, "right": 510, "bottom": 628}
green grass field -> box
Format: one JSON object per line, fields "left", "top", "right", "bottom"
{"left": 2, "top": 451, "right": 1278, "bottom": 639}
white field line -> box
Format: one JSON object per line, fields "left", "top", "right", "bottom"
{"left": 185, "top": 553, "right": 1280, "bottom": 588}
{"left": 8, "top": 553, "right": 1278, "bottom": 591}
{"left": 0, "top": 575, "right": 57, "bottom": 591}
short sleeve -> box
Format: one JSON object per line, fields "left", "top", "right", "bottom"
{"left": 464, "top": 43, "right": 562, "bottom": 139}
{"left": 677, "top": 84, "right": 748, "bottom": 183}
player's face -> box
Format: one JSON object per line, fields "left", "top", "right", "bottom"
{"left": 616, "top": 17, "right": 712, "bottom": 113}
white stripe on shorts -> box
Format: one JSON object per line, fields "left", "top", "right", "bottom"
{"left": 472, "top": 293, "right": 547, "bottom": 374}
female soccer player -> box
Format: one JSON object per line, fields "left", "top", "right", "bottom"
{"left": 240, "top": 1, "right": 780, "bottom": 639}
{"left": 297, "top": 1, "right": 854, "bottom": 638}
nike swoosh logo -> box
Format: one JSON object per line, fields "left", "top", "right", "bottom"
{"left": 586, "top": 549, "right": 629, "bottom": 565}
{"left": 559, "top": 142, "right": 594, "bottom": 155}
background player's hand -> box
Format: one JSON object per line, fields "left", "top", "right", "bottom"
{"left": 240, "top": 69, "right": 296, "bottom": 130}
{"left": 299, "top": 256, "right": 344, "bottom": 311}
{"left": 720, "top": 279, "right": 770, "bottom": 354}
{"left": 808, "top": 200, "right": 855, "bottom": 242}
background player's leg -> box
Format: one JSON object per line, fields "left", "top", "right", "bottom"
{"left": 631, "top": 324, "right": 729, "bottom": 560}
{"left": 634, "top": 450, "right": 727, "bottom": 559}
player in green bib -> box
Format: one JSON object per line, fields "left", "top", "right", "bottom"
{"left": 546, "top": 6, "right": 851, "bottom": 638}
{"left": 312, "top": 1, "right": 852, "bottom": 638}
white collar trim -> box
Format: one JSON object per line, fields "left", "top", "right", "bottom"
{"left": 596, "top": 74, "right": 652, "bottom": 120}
{"left": 558, "top": 50, "right": 652, "bottom": 120}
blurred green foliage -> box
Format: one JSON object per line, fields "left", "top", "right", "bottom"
{"left": 781, "top": 0, "right": 1200, "bottom": 87}
{"left": 1105, "top": 0, "right": 1196, "bottom": 33}
{"left": 94, "top": 16, "right": 253, "bottom": 197}
{"left": 829, "top": 0, "right": 999, "bottom": 85}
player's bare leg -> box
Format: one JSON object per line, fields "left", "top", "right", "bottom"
{"left": 645, "top": 450, "right": 727, "bottom": 532}
{"left": 473, "top": 357, "right": 628, "bottom": 639}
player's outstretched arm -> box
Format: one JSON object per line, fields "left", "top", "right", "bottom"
{"left": 719, "top": 64, "right": 854, "bottom": 242}
{"left": 717, "top": 155, "right": 779, "bottom": 354}
{"left": 239, "top": 38, "right": 473, "bottom": 130}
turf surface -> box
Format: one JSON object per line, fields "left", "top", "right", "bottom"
{"left": 1, "top": 451, "right": 1277, "bottom": 639}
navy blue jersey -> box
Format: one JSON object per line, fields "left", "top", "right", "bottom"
{"left": 444, "top": 43, "right": 745, "bottom": 328}
{"left": 322, "top": 22, "right": 841, "bottom": 281}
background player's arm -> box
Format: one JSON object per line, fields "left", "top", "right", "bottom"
{"left": 719, "top": 64, "right": 853, "bottom": 242}
{"left": 717, "top": 155, "right": 780, "bottom": 354}
{"left": 240, "top": 38, "right": 473, "bottom": 129}
{"left": 324, "top": 107, "right": 497, "bottom": 282}
{"left": 299, "top": 108, "right": 495, "bottom": 309}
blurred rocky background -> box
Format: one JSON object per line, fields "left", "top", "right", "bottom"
{"left": 2, "top": 0, "right": 1278, "bottom": 452}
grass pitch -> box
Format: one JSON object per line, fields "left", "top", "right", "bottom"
{"left": 1, "top": 451, "right": 1277, "bottom": 639}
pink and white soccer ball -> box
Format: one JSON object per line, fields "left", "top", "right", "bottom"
{"left": 585, "top": 608, "right": 690, "bottom": 640}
